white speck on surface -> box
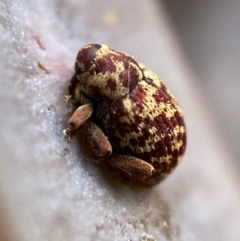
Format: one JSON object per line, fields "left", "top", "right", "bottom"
{"left": 141, "top": 233, "right": 156, "bottom": 241}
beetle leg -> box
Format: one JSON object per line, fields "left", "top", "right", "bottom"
{"left": 83, "top": 121, "right": 112, "bottom": 159}
{"left": 63, "top": 103, "right": 93, "bottom": 141}
{"left": 107, "top": 154, "right": 154, "bottom": 181}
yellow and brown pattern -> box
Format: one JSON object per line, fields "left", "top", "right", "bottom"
{"left": 65, "top": 44, "right": 186, "bottom": 185}
{"left": 108, "top": 75, "right": 186, "bottom": 184}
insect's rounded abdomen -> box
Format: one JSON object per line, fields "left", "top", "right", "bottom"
{"left": 107, "top": 74, "right": 186, "bottom": 183}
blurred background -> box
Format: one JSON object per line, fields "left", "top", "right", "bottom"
{"left": 162, "top": 0, "right": 240, "bottom": 167}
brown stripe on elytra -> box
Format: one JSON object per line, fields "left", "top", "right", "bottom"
{"left": 170, "top": 111, "right": 186, "bottom": 148}
{"left": 153, "top": 137, "right": 168, "bottom": 157}
{"left": 165, "top": 135, "right": 174, "bottom": 155}
{"left": 153, "top": 115, "right": 167, "bottom": 135}
{"left": 149, "top": 84, "right": 172, "bottom": 106}
{"left": 170, "top": 112, "right": 180, "bottom": 127}
{"left": 170, "top": 156, "right": 178, "bottom": 169}
{"left": 141, "top": 150, "right": 156, "bottom": 165}
{"left": 129, "top": 84, "right": 147, "bottom": 112}
{"left": 145, "top": 76, "right": 171, "bottom": 100}
{"left": 163, "top": 112, "right": 175, "bottom": 131}
{"left": 179, "top": 143, "right": 186, "bottom": 156}
{"left": 174, "top": 109, "right": 185, "bottom": 126}
{"left": 172, "top": 150, "right": 179, "bottom": 160}
{"left": 153, "top": 115, "right": 176, "bottom": 156}
{"left": 179, "top": 128, "right": 187, "bottom": 155}
{"left": 155, "top": 112, "right": 175, "bottom": 136}
{"left": 159, "top": 86, "right": 172, "bottom": 102}
{"left": 142, "top": 120, "right": 157, "bottom": 137}
{"left": 159, "top": 162, "right": 170, "bottom": 173}
{"left": 177, "top": 131, "right": 183, "bottom": 142}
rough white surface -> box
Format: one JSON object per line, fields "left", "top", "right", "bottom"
{"left": 1, "top": 1, "right": 240, "bottom": 241}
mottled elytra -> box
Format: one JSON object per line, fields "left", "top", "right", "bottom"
{"left": 63, "top": 44, "right": 186, "bottom": 185}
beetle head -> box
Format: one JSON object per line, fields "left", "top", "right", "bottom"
{"left": 74, "top": 44, "right": 143, "bottom": 102}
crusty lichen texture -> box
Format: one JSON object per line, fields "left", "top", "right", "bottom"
{"left": 63, "top": 44, "right": 186, "bottom": 185}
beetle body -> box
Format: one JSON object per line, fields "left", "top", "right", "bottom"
{"left": 64, "top": 44, "right": 186, "bottom": 185}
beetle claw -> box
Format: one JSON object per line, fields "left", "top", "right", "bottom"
{"left": 63, "top": 129, "right": 77, "bottom": 142}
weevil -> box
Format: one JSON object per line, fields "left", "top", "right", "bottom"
{"left": 63, "top": 44, "right": 186, "bottom": 185}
